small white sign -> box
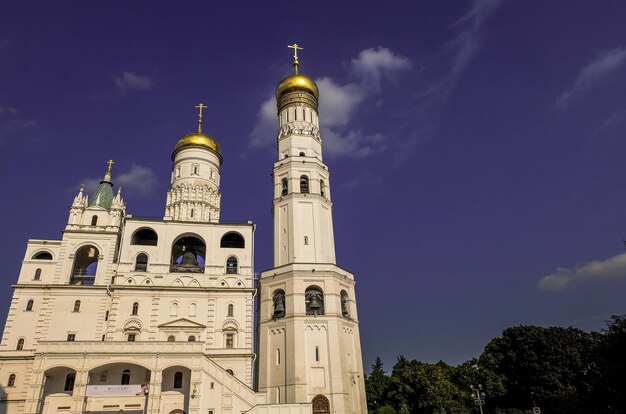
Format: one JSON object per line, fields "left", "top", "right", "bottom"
{"left": 86, "top": 384, "right": 149, "bottom": 396}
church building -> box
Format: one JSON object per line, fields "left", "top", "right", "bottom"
{"left": 0, "top": 47, "right": 367, "bottom": 414}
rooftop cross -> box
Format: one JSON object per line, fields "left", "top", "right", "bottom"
{"left": 288, "top": 43, "right": 303, "bottom": 74}
{"left": 195, "top": 103, "right": 207, "bottom": 133}
{"left": 106, "top": 159, "right": 114, "bottom": 174}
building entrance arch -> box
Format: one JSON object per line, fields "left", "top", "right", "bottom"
{"left": 169, "top": 410, "right": 185, "bottom": 414}
{"left": 312, "top": 394, "right": 330, "bottom": 414}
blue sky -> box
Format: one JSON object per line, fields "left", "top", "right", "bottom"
{"left": 1, "top": 0, "right": 626, "bottom": 369}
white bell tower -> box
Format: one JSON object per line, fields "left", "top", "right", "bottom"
{"left": 257, "top": 45, "right": 367, "bottom": 414}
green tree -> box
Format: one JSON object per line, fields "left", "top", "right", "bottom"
{"left": 366, "top": 356, "right": 391, "bottom": 413}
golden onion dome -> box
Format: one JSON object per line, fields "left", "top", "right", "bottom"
{"left": 174, "top": 132, "right": 220, "bottom": 153}
{"left": 275, "top": 72, "right": 319, "bottom": 100}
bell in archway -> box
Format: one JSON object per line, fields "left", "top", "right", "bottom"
{"left": 181, "top": 249, "right": 198, "bottom": 267}
{"left": 307, "top": 294, "right": 323, "bottom": 311}
{"left": 274, "top": 297, "right": 285, "bottom": 314}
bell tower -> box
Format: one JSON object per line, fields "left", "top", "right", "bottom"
{"left": 257, "top": 45, "right": 367, "bottom": 414}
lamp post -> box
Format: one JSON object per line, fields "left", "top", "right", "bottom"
{"left": 470, "top": 384, "right": 486, "bottom": 414}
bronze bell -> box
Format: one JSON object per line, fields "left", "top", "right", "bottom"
{"left": 308, "top": 294, "right": 323, "bottom": 310}
{"left": 274, "top": 298, "right": 285, "bottom": 314}
{"left": 181, "top": 250, "right": 198, "bottom": 267}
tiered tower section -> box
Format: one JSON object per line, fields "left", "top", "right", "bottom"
{"left": 258, "top": 46, "right": 367, "bottom": 414}
{"left": 164, "top": 105, "right": 222, "bottom": 223}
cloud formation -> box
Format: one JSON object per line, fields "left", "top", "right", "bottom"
{"left": 0, "top": 106, "right": 35, "bottom": 145}
{"left": 556, "top": 47, "right": 626, "bottom": 109}
{"left": 538, "top": 252, "right": 626, "bottom": 291}
{"left": 77, "top": 164, "right": 158, "bottom": 197}
{"left": 115, "top": 71, "right": 154, "bottom": 92}
{"left": 250, "top": 47, "right": 410, "bottom": 158}
{"left": 594, "top": 108, "right": 626, "bottom": 136}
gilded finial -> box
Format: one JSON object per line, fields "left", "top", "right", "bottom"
{"left": 195, "top": 103, "right": 207, "bottom": 133}
{"left": 288, "top": 43, "right": 303, "bottom": 75}
{"left": 106, "top": 159, "right": 114, "bottom": 174}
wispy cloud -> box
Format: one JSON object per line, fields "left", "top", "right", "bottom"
{"left": 115, "top": 71, "right": 154, "bottom": 92}
{"left": 0, "top": 106, "right": 35, "bottom": 146}
{"left": 538, "top": 252, "right": 626, "bottom": 292}
{"left": 250, "top": 47, "right": 410, "bottom": 158}
{"left": 594, "top": 108, "right": 626, "bottom": 136}
{"left": 76, "top": 164, "right": 158, "bottom": 197}
{"left": 394, "top": 0, "right": 506, "bottom": 165}
{"left": 556, "top": 47, "right": 626, "bottom": 109}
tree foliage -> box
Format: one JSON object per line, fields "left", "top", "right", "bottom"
{"left": 364, "top": 315, "right": 625, "bottom": 414}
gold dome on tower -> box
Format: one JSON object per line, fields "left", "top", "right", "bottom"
{"left": 173, "top": 103, "right": 221, "bottom": 154}
{"left": 276, "top": 43, "right": 319, "bottom": 100}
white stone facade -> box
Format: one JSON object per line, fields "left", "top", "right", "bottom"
{"left": 0, "top": 61, "right": 366, "bottom": 414}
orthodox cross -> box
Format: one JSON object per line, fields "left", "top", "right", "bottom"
{"left": 195, "top": 103, "right": 207, "bottom": 133}
{"left": 288, "top": 43, "right": 303, "bottom": 61}
{"left": 106, "top": 159, "right": 114, "bottom": 173}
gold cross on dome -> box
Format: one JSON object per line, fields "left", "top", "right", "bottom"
{"left": 195, "top": 103, "right": 207, "bottom": 132}
{"left": 288, "top": 43, "right": 303, "bottom": 61}
{"left": 106, "top": 159, "right": 114, "bottom": 173}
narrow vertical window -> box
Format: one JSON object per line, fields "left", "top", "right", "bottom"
{"left": 276, "top": 348, "right": 281, "bottom": 365}
{"left": 189, "top": 302, "right": 196, "bottom": 317}
{"left": 16, "top": 338, "right": 24, "bottom": 350}
{"left": 190, "top": 208, "right": 194, "bottom": 218}
{"left": 226, "top": 257, "right": 238, "bottom": 274}
{"left": 227, "top": 304, "right": 234, "bottom": 317}
{"left": 300, "top": 176, "right": 309, "bottom": 194}
{"left": 135, "top": 254, "right": 148, "bottom": 271}
{"left": 131, "top": 302, "right": 139, "bottom": 316}
{"left": 91, "top": 215, "right": 98, "bottom": 226}
{"left": 34, "top": 268, "right": 41, "bottom": 280}
{"left": 73, "top": 300, "right": 81, "bottom": 312}
{"left": 7, "top": 374, "right": 15, "bottom": 387}
{"left": 320, "top": 180, "right": 326, "bottom": 198}
{"left": 25, "top": 299, "right": 34, "bottom": 311}
{"left": 304, "top": 236, "right": 309, "bottom": 245}
{"left": 105, "top": 310, "right": 109, "bottom": 321}
{"left": 64, "top": 373, "right": 76, "bottom": 392}
{"left": 315, "top": 346, "right": 320, "bottom": 362}
{"left": 281, "top": 178, "right": 288, "bottom": 196}
{"left": 173, "top": 371, "right": 183, "bottom": 389}
{"left": 121, "top": 369, "right": 131, "bottom": 385}
{"left": 225, "top": 333, "right": 234, "bottom": 349}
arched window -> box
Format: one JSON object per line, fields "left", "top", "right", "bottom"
{"left": 300, "top": 175, "right": 309, "bottom": 193}
{"left": 312, "top": 395, "right": 330, "bottom": 414}
{"left": 304, "top": 236, "right": 309, "bottom": 245}
{"left": 70, "top": 245, "right": 99, "bottom": 285}
{"left": 226, "top": 369, "right": 234, "bottom": 376}
{"left": 25, "top": 299, "right": 34, "bottom": 311}
{"left": 189, "top": 208, "right": 194, "bottom": 218}
{"left": 135, "top": 254, "right": 148, "bottom": 272}
{"left": 171, "top": 235, "right": 206, "bottom": 273}
{"left": 32, "top": 251, "right": 52, "bottom": 260}
{"left": 315, "top": 346, "right": 320, "bottom": 362}
{"left": 281, "top": 178, "right": 288, "bottom": 196}
{"left": 220, "top": 232, "right": 245, "bottom": 248}
{"left": 171, "top": 302, "right": 179, "bottom": 316}
{"left": 305, "top": 286, "right": 324, "bottom": 315}
{"left": 167, "top": 335, "right": 176, "bottom": 342}
{"left": 189, "top": 302, "right": 196, "bottom": 317}
{"left": 64, "top": 373, "right": 76, "bottom": 392}
{"left": 173, "top": 371, "right": 183, "bottom": 389}
{"left": 131, "top": 302, "right": 139, "bottom": 316}
{"left": 7, "top": 374, "right": 15, "bottom": 387}
{"left": 34, "top": 268, "right": 41, "bottom": 280}
{"left": 73, "top": 300, "right": 81, "bottom": 312}
{"left": 299, "top": 151, "right": 305, "bottom": 156}
{"left": 227, "top": 304, "right": 234, "bottom": 317}
{"left": 91, "top": 215, "right": 98, "bottom": 226}
{"left": 131, "top": 228, "right": 158, "bottom": 246}
{"left": 226, "top": 257, "right": 238, "bottom": 274}
{"left": 188, "top": 335, "right": 196, "bottom": 342}
{"left": 272, "top": 290, "right": 285, "bottom": 319}
{"left": 16, "top": 338, "right": 24, "bottom": 350}
{"left": 320, "top": 180, "right": 326, "bottom": 198}
{"left": 121, "top": 369, "right": 131, "bottom": 385}
{"left": 341, "top": 290, "right": 349, "bottom": 317}
{"left": 276, "top": 348, "right": 281, "bottom": 365}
